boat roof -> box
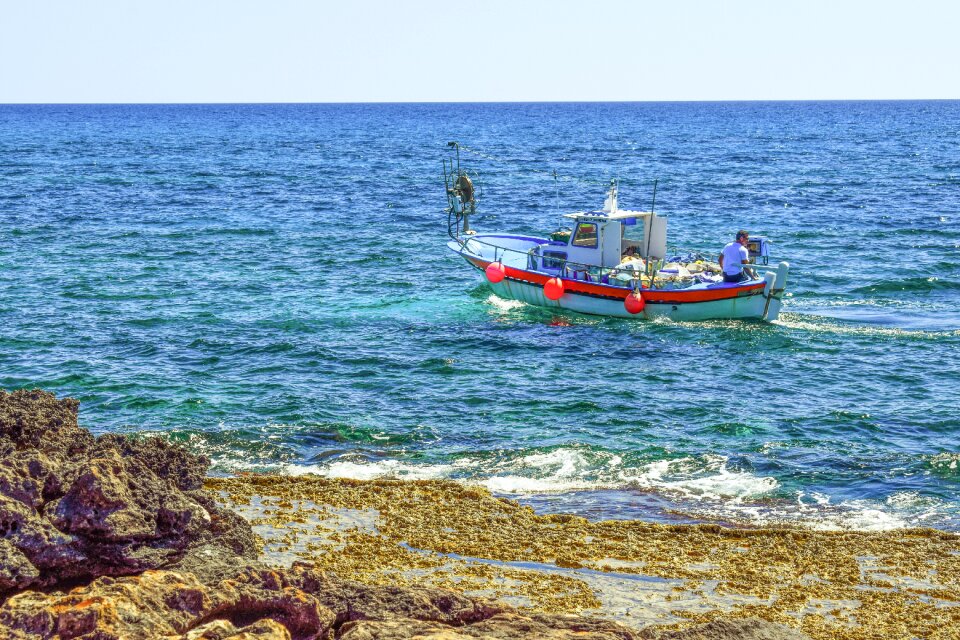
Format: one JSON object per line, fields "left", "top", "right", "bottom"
{"left": 563, "top": 209, "right": 656, "bottom": 221}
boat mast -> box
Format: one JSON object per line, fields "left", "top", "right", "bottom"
{"left": 645, "top": 178, "right": 658, "bottom": 281}
{"left": 443, "top": 142, "right": 476, "bottom": 239}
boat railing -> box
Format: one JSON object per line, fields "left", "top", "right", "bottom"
{"left": 458, "top": 235, "right": 773, "bottom": 290}
{"left": 457, "top": 236, "right": 652, "bottom": 289}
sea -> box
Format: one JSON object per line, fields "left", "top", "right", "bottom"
{"left": 1, "top": 102, "right": 958, "bottom": 531}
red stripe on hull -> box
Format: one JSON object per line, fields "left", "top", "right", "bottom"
{"left": 465, "top": 256, "right": 764, "bottom": 304}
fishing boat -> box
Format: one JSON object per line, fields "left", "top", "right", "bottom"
{"left": 443, "top": 145, "right": 790, "bottom": 322}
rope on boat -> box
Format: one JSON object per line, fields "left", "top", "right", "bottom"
{"left": 451, "top": 143, "right": 666, "bottom": 240}
{"left": 454, "top": 143, "right": 657, "bottom": 191}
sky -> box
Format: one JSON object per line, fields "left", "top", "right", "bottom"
{"left": 1, "top": 0, "right": 958, "bottom": 103}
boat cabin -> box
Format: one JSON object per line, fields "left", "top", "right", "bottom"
{"left": 544, "top": 188, "right": 667, "bottom": 272}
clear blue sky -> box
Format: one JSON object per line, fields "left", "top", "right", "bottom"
{"left": 2, "top": 0, "right": 958, "bottom": 102}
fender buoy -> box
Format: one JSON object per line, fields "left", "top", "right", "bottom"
{"left": 485, "top": 261, "right": 506, "bottom": 283}
{"left": 624, "top": 291, "right": 645, "bottom": 314}
{"left": 544, "top": 277, "right": 564, "bottom": 301}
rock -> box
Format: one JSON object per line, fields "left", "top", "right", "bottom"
{"left": 0, "top": 451, "right": 59, "bottom": 509}
{"left": 263, "top": 565, "right": 644, "bottom": 639}
{"left": 187, "top": 619, "right": 292, "bottom": 639}
{"left": 337, "top": 612, "right": 645, "bottom": 639}
{"left": 0, "top": 566, "right": 648, "bottom": 640}
{"left": 0, "top": 390, "right": 256, "bottom": 596}
{"left": 0, "top": 569, "right": 336, "bottom": 640}
{"left": 187, "top": 490, "right": 261, "bottom": 561}
{"left": 93, "top": 433, "right": 209, "bottom": 492}
{"left": 639, "top": 618, "right": 810, "bottom": 640}
{"left": 289, "top": 567, "right": 509, "bottom": 627}
{"left": 167, "top": 543, "right": 264, "bottom": 587}
{"left": 49, "top": 451, "right": 208, "bottom": 543}
{"left": 0, "top": 539, "right": 39, "bottom": 591}
{"left": 0, "top": 390, "right": 88, "bottom": 458}
{"left": 0, "top": 391, "right": 811, "bottom": 640}
{"left": 338, "top": 616, "right": 635, "bottom": 639}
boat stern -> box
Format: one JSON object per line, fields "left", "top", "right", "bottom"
{"left": 760, "top": 261, "right": 790, "bottom": 321}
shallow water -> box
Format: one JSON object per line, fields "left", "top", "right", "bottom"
{"left": 1, "top": 102, "right": 958, "bottom": 530}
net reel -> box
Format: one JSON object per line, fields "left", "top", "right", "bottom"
{"left": 443, "top": 142, "right": 480, "bottom": 238}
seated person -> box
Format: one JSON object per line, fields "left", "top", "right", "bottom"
{"left": 718, "top": 230, "right": 754, "bottom": 283}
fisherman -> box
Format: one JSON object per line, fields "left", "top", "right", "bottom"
{"left": 719, "top": 230, "right": 752, "bottom": 283}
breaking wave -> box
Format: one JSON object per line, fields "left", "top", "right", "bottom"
{"left": 277, "top": 446, "right": 956, "bottom": 532}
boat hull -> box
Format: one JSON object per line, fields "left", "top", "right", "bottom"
{"left": 486, "top": 276, "right": 774, "bottom": 320}
{"left": 449, "top": 240, "right": 788, "bottom": 322}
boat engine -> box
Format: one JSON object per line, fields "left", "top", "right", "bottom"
{"left": 747, "top": 236, "right": 771, "bottom": 265}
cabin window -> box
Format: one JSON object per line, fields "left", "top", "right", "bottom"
{"left": 541, "top": 251, "right": 567, "bottom": 271}
{"left": 572, "top": 223, "right": 598, "bottom": 247}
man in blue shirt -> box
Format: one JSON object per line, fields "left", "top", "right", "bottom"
{"left": 719, "top": 230, "right": 752, "bottom": 283}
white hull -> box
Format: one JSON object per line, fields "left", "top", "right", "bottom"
{"left": 447, "top": 230, "right": 789, "bottom": 323}
{"left": 485, "top": 273, "right": 785, "bottom": 322}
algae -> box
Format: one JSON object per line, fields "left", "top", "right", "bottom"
{"left": 207, "top": 476, "right": 960, "bottom": 639}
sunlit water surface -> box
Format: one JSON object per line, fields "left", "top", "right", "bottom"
{"left": 1, "top": 102, "right": 958, "bottom": 531}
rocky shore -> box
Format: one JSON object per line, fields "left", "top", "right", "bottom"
{"left": 1, "top": 390, "right": 955, "bottom": 639}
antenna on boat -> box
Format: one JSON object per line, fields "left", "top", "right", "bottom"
{"left": 553, "top": 169, "right": 559, "bottom": 215}
{"left": 645, "top": 179, "right": 659, "bottom": 280}
{"left": 604, "top": 179, "right": 618, "bottom": 213}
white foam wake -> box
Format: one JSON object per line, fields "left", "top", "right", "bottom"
{"left": 282, "top": 447, "right": 954, "bottom": 532}
{"left": 287, "top": 459, "right": 454, "bottom": 481}
{"left": 287, "top": 449, "right": 778, "bottom": 500}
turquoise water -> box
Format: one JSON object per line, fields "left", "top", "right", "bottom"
{"left": 1, "top": 102, "right": 958, "bottom": 530}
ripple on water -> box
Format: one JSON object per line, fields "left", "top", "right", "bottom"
{"left": 1, "top": 102, "right": 959, "bottom": 532}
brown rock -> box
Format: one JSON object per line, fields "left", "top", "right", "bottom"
{"left": 338, "top": 612, "right": 644, "bottom": 639}
{"left": 292, "top": 568, "right": 509, "bottom": 627}
{"left": 639, "top": 618, "right": 810, "bottom": 640}
{"left": 92, "top": 433, "right": 210, "bottom": 492}
{"left": 186, "top": 618, "right": 292, "bottom": 639}
{"left": 0, "top": 390, "right": 89, "bottom": 458}
{"left": 48, "top": 451, "right": 208, "bottom": 543}
{"left": 0, "top": 539, "right": 39, "bottom": 591}
{"left": 0, "top": 566, "right": 648, "bottom": 640}
{"left": 0, "top": 391, "right": 811, "bottom": 640}
{"left": 0, "top": 569, "right": 336, "bottom": 640}
{"left": 0, "top": 390, "right": 256, "bottom": 596}
{"left": 187, "top": 490, "right": 261, "bottom": 561}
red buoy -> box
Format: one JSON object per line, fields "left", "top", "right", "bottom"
{"left": 624, "top": 291, "right": 645, "bottom": 314}
{"left": 544, "top": 277, "right": 564, "bottom": 300}
{"left": 485, "top": 261, "right": 506, "bottom": 283}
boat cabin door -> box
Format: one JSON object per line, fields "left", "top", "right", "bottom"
{"left": 622, "top": 214, "right": 667, "bottom": 262}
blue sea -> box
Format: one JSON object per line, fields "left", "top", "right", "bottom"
{"left": 2, "top": 102, "right": 958, "bottom": 531}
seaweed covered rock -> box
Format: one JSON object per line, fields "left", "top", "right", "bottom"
{"left": 0, "top": 391, "right": 809, "bottom": 640}
{"left": 0, "top": 390, "right": 258, "bottom": 595}
{"left": 0, "top": 565, "right": 650, "bottom": 640}
{"left": 639, "top": 619, "right": 810, "bottom": 640}
{"left": 0, "top": 567, "right": 808, "bottom": 640}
